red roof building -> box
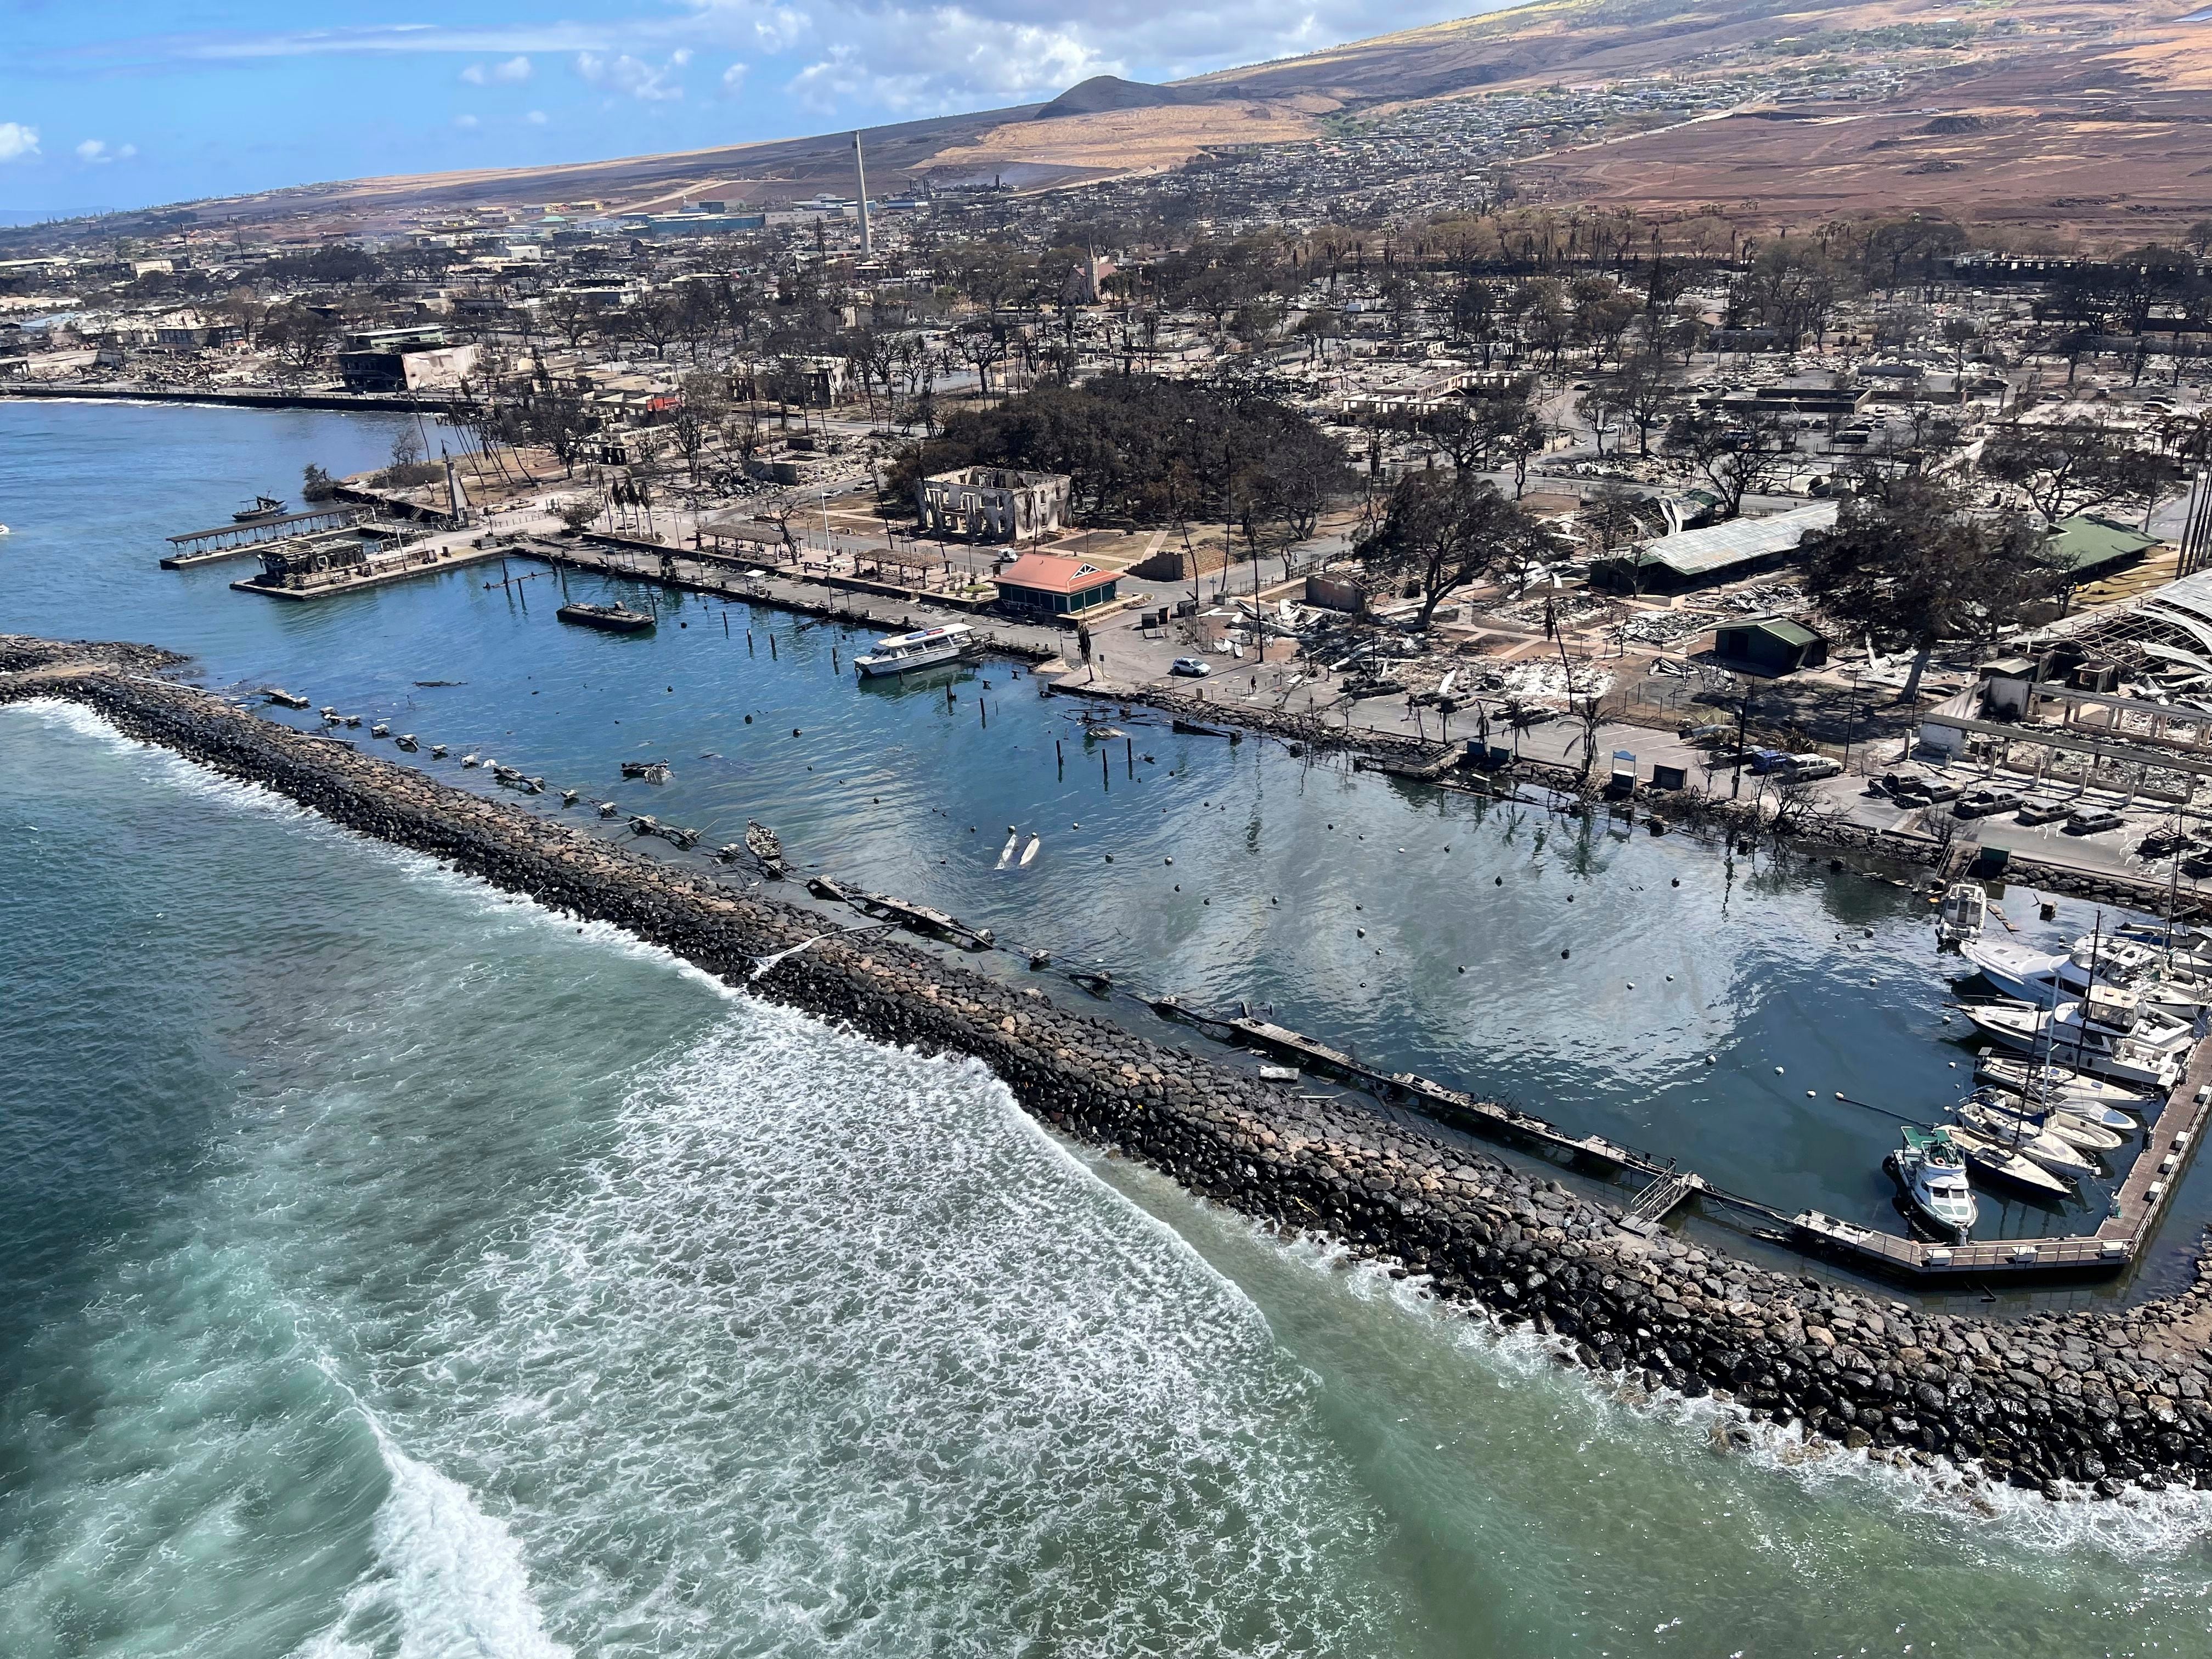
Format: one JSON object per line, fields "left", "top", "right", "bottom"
{"left": 992, "top": 553, "right": 1120, "bottom": 616}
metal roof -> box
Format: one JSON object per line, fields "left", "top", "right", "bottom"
{"left": 1628, "top": 501, "right": 1838, "bottom": 578}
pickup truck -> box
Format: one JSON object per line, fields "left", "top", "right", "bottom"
{"left": 1953, "top": 786, "right": 2024, "bottom": 820}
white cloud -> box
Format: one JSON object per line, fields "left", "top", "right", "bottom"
{"left": 786, "top": 12, "right": 1111, "bottom": 118}
{"left": 461, "top": 54, "right": 533, "bottom": 85}
{"left": 527, "top": 109, "right": 551, "bottom": 125}
{"left": 720, "top": 60, "right": 749, "bottom": 95}
{"left": 454, "top": 113, "right": 481, "bottom": 128}
{"left": 751, "top": 8, "right": 809, "bottom": 53}
{"left": 576, "top": 48, "right": 690, "bottom": 102}
{"left": 0, "top": 122, "right": 38, "bottom": 162}
{"left": 75, "top": 138, "right": 137, "bottom": 163}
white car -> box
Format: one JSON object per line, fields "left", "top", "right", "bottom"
{"left": 1170, "top": 657, "right": 1212, "bottom": 678}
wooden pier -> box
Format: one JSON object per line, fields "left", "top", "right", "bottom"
{"left": 161, "top": 506, "right": 368, "bottom": 568}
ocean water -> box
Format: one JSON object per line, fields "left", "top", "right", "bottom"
{"left": 8, "top": 402, "right": 2212, "bottom": 1654}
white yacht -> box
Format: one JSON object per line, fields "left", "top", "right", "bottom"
{"left": 1962, "top": 986, "right": 2193, "bottom": 1091}
{"left": 1959, "top": 934, "right": 2211, "bottom": 1014}
{"left": 1951, "top": 1098, "right": 2100, "bottom": 1175}
{"left": 854, "top": 623, "right": 980, "bottom": 677}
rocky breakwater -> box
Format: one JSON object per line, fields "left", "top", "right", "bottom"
{"left": 9, "top": 635, "right": 2212, "bottom": 1505}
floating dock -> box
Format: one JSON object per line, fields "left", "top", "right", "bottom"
{"left": 162, "top": 506, "right": 369, "bottom": 568}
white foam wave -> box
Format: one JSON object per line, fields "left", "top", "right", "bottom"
{"left": 358, "top": 1002, "right": 1402, "bottom": 1654}
{"left": 1166, "top": 1193, "right": 2212, "bottom": 1560}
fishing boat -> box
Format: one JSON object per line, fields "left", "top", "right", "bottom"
{"left": 1886, "top": 1126, "right": 1978, "bottom": 1240}
{"left": 620, "top": 760, "right": 673, "bottom": 783}
{"left": 1961, "top": 987, "right": 2193, "bottom": 1090}
{"left": 232, "top": 494, "right": 287, "bottom": 522}
{"left": 558, "top": 601, "right": 656, "bottom": 634}
{"left": 744, "top": 820, "right": 786, "bottom": 878}
{"left": 1941, "top": 1124, "right": 2075, "bottom": 1198}
{"left": 853, "top": 622, "right": 978, "bottom": 677}
{"left": 1974, "top": 1057, "right": 2147, "bottom": 1126}
{"left": 1951, "top": 1098, "right": 2100, "bottom": 1174}
{"left": 1936, "top": 882, "right": 1988, "bottom": 950}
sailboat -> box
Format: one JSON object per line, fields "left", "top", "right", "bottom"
{"left": 1951, "top": 1097, "right": 2103, "bottom": 1172}
{"left": 1974, "top": 1057, "right": 2146, "bottom": 1126}
{"left": 1940, "top": 1124, "right": 2075, "bottom": 1197}
{"left": 1961, "top": 1089, "right": 2124, "bottom": 1152}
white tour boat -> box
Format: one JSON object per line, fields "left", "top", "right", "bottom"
{"left": 854, "top": 622, "right": 980, "bottom": 677}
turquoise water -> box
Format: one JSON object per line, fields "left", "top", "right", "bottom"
{"left": 8, "top": 403, "right": 2212, "bottom": 1654}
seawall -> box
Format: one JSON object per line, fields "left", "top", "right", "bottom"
{"left": 8, "top": 631, "right": 2212, "bottom": 1504}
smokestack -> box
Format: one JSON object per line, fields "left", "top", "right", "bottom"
{"left": 851, "top": 131, "right": 872, "bottom": 260}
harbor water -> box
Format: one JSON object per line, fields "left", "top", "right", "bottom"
{"left": 6, "top": 399, "right": 2212, "bottom": 1653}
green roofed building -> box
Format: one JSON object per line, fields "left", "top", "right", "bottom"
{"left": 2043, "top": 514, "right": 2162, "bottom": 581}
{"left": 1714, "top": 616, "right": 1828, "bottom": 676}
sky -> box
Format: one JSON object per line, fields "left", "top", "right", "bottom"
{"left": 0, "top": 0, "right": 1492, "bottom": 218}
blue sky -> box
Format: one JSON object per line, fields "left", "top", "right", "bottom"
{"left": 0, "top": 1, "right": 1488, "bottom": 217}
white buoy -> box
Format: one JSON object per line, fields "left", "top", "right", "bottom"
{"left": 1775, "top": 1065, "right": 1785, "bottom": 1075}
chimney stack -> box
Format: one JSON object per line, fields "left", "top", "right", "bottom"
{"left": 851, "top": 131, "right": 872, "bottom": 260}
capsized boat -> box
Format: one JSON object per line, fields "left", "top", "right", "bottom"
{"left": 744, "top": 820, "right": 786, "bottom": 878}
{"left": 1941, "top": 1124, "right": 2075, "bottom": 1198}
{"left": 1936, "top": 881, "right": 1988, "bottom": 950}
{"left": 854, "top": 622, "right": 978, "bottom": 676}
{"left": 1961, "top": 987, "right": 2193, "bottom": 1091}
{"left": 1886, "top": 1126, "right": 1979, "bottom": 1240}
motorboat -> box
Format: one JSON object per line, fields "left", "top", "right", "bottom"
{"left": 1936, "top": 882, "right": 1988, "bottom": 950}
{"left": 1886, "top": 1126, "right": 1979, "bottom": 1239}
{"left": 1961, "top": 986, "right": 2193, "bottom": 1090}
{"left": 232, "top": 495, "right": 287, "bottom": 522}
{"left": 854, "top": 622, "right": 978, "bottom": 676}
{"left": 1959, "top": 934, "right": 2212, "bottom": 1014}
{"left": 1941, "top": 1124, "right": 2075, "bottom": 1198}
{"left": 558, "top": 601, "right": 656, "bottom": 634}
{"left": 1974, "top": 1057, "right": 2148, "bottom": 1126}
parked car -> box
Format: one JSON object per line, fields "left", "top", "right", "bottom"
{"left": 1781, "top": 753, "right": 1843, "bottom": 781}
{"left": 1169, "top": 657, "right": 1211, "bottom": 678}
{"left": 2015, "top": 800, "right": 2072, "bottom": 826}
{"left": 1953, "top": 786, "right": 2024, "bottom": 820}
{"left": 2064, "top": 808, "right": 2127, "bottom": 836}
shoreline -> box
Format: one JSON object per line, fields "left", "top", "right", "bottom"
{"left": 0, "top": 382, "right": 439, "bottom": 414}
{"left": 8, "top": 632, "right": 2212, "bottom": 1505}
